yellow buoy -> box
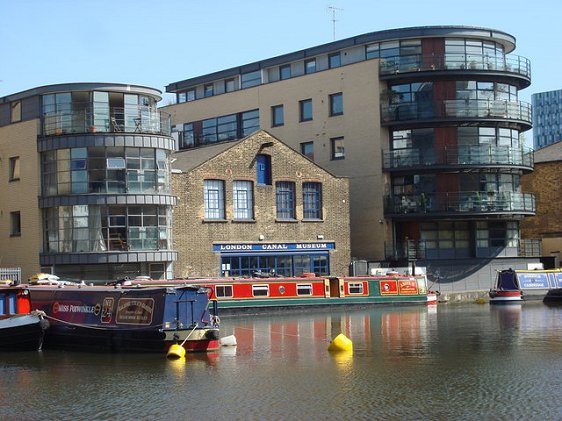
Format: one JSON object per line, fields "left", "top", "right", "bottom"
{"left": 328, "top": 333, "right": 353, "bottom": 353}
{"left": 167, "top": 343, "right": 186, "bottom": 359}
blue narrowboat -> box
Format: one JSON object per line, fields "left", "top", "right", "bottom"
{"left": 27, "top": 282, "right": 219, "bottom": 353}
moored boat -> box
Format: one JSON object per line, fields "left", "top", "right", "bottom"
{"left": 0, "top": 284, "right": 49, "bottom": 351}
{"left": 127, "top": 272, "right": 434, "bottom": 312}
{"left": 490, "top": 268, "right": 562, "bottom": 304}
{"left": 27, "top": 281, "right": 219, "bottom": 353}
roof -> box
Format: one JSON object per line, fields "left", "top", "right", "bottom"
{"left": 172, "top": 139, "right": 244, "bottom": 173}
{"left": 533, "top": 140, "right": 562, "bottom": 164}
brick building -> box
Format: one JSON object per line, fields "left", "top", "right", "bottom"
{"left": 171, "top": 130, "right": 350, "bottom": 277}
{"left": 521, "top": 141, "right": 562, "bottom": 267}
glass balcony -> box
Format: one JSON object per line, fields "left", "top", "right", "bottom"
{"left": 383, "top": 145, "right": 534, "bottom": 170}
{"left": 385, "top": 191, "right": 536, "bottom": 215}
{"left": 381, "top": 99, "right": 532, "bottom": 126}
{"left": 379, "top": 53, "right": 531, "bottom": 81}
{"left": 42, "top": 106, "right": 172, "bottom": 136}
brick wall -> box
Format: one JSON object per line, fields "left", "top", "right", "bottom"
{"left": 171, "top": 131, "right": 351, "bottom": 277}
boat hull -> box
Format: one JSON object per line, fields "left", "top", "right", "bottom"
{"left": 0, "top": 314, "right": 49, "bottom": 351}
{"left": 28, "top": 284, "right": 220, "bottom": 353}
{"left": 489, "top": 290, "right": 523, "bottom": 304}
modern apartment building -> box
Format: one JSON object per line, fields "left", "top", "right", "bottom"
{"left": 0, "top": 83, "right": 177, "bottom": 281}
{"left": 164, "top": 26, "right": 539, "bottom": 288}
{"left": 532, "top": 89, "right": 562, "bottom": 149}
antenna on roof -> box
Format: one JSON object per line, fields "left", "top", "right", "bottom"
{"left": 327, "top": 6, "right": 343, "bottom": 41}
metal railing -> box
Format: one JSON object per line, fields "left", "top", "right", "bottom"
{"left": 42, "top": 106, "right": 172, "bottom": 136}
{"left": 385, "top": 191, "right": 536, "bottom": 215}
{"left": 379, "top": 53, "right": 531, "bottom": 79}
{"left": 381, "top": 99, "right": 532, "bottom": 125}
{"left": 383, "top": 145, "right": 534, "bottom": 169}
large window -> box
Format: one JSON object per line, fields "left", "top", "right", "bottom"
{"left": 280, "top": 64, "right": 291, "bottom": 80}
{"left": 445, "top": 39, "right": 505, "bottom": 70}
{"left": 204, "top": 180, "right": 225, "bottom": 220}
{"left": 329, "top": 93, "right": 343, "bottom": 116}
{"left": 303, "top": 182, "right": 322, "bottom": 220}
{"left": 276, "top": 181, "right": 296, "bottom": 219}
{"left": 299, "top": 99, "right": 313, "bottom": 122}
{"left": 242, "top": 109, "right": 260, "bottom": 136}
{"left": 220, "top": 253, "right": 329, "bottom": 277}
{"left": 271, "top": 105, "right": 284, "bottom": 127}
{"left": 43, "top": 205, "right": 171, "bottom": 253}
{"left": 328, "top": 52, "right": 341, "bottom": 68}
{"left": 233, "top": 181, "right": 254, "bottom": 220}
{"left": 241, "top": 70, "right": 262, "bottom": 88}
{"left": 204, "top": 83, "right": 214, "bottom": 97}
{"left": 41, "top": 147, "right": 170, "bottom": 196}
{"left": 305, "top": 58, "right": 316, "bottom": 74}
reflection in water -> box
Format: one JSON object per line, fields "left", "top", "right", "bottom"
{"left": 1, "top": 304, "right": 562, "bottom": 420}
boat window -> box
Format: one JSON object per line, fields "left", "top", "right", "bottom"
{"left": 252, "top": 284, "right": 269, "bottom": 297}
{"left": 348, "top": 282, "right": 364, "bottom": 294}
{"left": 216, "top": 285, "right": 233, "bottom": 298}
{"left": 0, "top": 294, "right": 4, "bottom": 315}
{"left": 297, "top": 284, "right": 313, "bottom": 296}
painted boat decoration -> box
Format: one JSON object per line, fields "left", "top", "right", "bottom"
{"left": 490, "top": 269, "right": 562, "bottom": 303}
{"left": 27, "top": 281, "right": 219, "bottom": 353}
{"left": 126, "top": 272, "right": 434, "bottom": 312}
{"left": 0, "top": 284, "right": 50, "bottom": 351}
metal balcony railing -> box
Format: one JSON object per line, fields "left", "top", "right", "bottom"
{"left": 379, "top": 53, "right": 531, "bottom": 80}
{"left": 383, "top": 145, "right": 534, "bottom": 170}
{"left": 381, "top": 99, "right": 532, "bottom": 125}
{"left": 385, "top": 191, "right": 536, "bottom": 215}
{"left": 42, "top": 106, "right": 172, "bottom": 136}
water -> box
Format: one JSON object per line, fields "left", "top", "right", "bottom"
{"left": 1, "top": 303, "right": 562, "bottom": 421}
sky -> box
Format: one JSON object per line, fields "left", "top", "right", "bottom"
{"left": 1, "top": 0, "right": 560, "bottom": 108}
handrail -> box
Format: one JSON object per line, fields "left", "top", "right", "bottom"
{"left": 379, "top": 53, "right": 531, "bottom": 79}
{"left": 383, "top": 145, "right": 534, "bottom": 169}
{"left": 384, "top": 191, "right": 536, "bottom": 214}
{"left": 42, "top": 106, "right": 172, "bottom": 136}
{"left": 381, "top": 99, "right": 532, "bottom": 125}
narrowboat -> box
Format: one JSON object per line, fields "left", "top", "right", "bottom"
{"left": 27, "top": 281, "right": 220, "bottom": 353}
{"left": 127, "top": 272, "right": 433, "bottom": 312}
{"left": 0, "top": 283, "right": 50, "bottom": 351}
{"left": 490, "top": 269, "right": 562, "bottom": 304}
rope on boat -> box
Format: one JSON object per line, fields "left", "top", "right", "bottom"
{"left": 179, "top": 324, "right": 199, "bottom": 347}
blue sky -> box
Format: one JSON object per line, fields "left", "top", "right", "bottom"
{"left": 1, "top": 0, "right": 560, "bottom": 107}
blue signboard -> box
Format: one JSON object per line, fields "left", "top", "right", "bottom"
{"left": 214, "top": 242, "right": 335, "bottom": 253}
{"left": 517, "top": 272, "right": 550, "bottom": 289}
{"left": 555, "top": 273, "right": 562, "bottom": 288}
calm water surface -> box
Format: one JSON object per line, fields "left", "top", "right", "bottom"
{"left": 1, "top": 303, "right": 562, "bottom": 421}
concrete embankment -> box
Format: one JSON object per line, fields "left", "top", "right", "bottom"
{"left": 437, "top": 290, "right": 490, "bottom": 303}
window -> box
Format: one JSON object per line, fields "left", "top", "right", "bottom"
{"left": 276, "top": 181, "right": 296, "bottom": 219}
{"left": 241, "top": 70, "right": 262, "bottom": 88}
{"left": 225, "top": 79, "right": 236, "bottom": 92}
{"left": 252, "top": 285, "right": 269, "bottom": 297}
{"left": 329, "top": 93, "right": 343, "bottom": 116}
{"left": 256, "top": 154, "right": 272, "bottom": 185}
{"left": 10, "top": 211, "right": 21, "bottom": 236}
{"left": 186, "top": 89, "right": 196, "bottom": 102}
{"left": 300, "top": 142, "right": 314, "bottom": 159}
{"left": 280, "top": 64, "right": 291, "bottom": 80}
{"left": 303, "top": 182, "right": 322, "bottom": 219}
{"left": 348, "top": 283, "right": 364, "bottom": 294}
{"left": 9, "top": 157, "right": 20, "bottom": 181}
{"left": 329, "top": 52, "right": 341, "bottom": 68}
{"left": 271, "top": 105, "right": 284, "bottom": 127}
{"left": 233, "top": 180, "right": 254, "bottom": 220}
{"left": 11, "top": 101, "right": 21, "bottom": 122}
{"left": 204, "top": 180, "right": 225, "bottom": 219}
{"left": 299, "top": 99, "right": 313, "bottom": 122}
{"left": 216, "top": 285, "right": 233, "bottom": 298}
{"left": 331, "top": 137, "right": 345, "bottom": 160}
{"left": 305, "top": 58, "right": 316, "bottom": 74}
{"left": 204, "top": 84, "right": 214, "bottom": 97}
{"left": 242, "top": 109, "right": 260, "bottom": 136}
{"left": 297, "top": 284, "right": 313, "bottom": 296}
{"left": 181, "top": 123, "right": 195, "bottom": 149}
{"left": 217, "top": 114, "right": 237, "bottom": 141}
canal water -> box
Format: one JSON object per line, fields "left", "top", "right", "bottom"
{"left": 1, "top": 303, "right": 562, "bottom": 421}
